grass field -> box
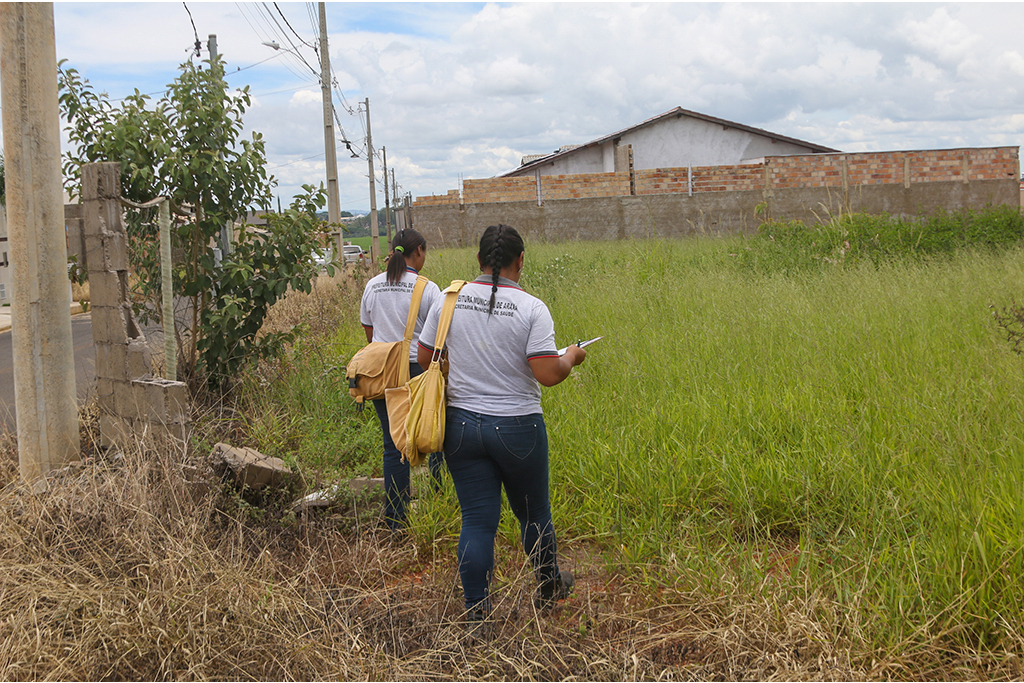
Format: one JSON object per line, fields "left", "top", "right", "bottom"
{"left": 249, "top": 208, "right": 1024, "bottom": 673}
{"left": 6, "top": 209, "right": 1017, "bottom": 679}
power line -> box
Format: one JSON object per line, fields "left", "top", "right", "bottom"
{"left": 258, "top": 3, "right": 319, "bottom": 78}
{"left": 239, "top": 2, "right": 315, "bottom": 82}
{"left": 226, "top": 52, "right": 285, "bottom": 76}
{"left": 274, "top": 2, "right": 317, "bottom": 49}
{"left": 267, "top": 152, "right": 326, "bottom": 170}
{"left": 182, "top": 2, "right": 202, "bottom": 58}
{"left": 250, "top": 82, "right": 319, "bottom": 98}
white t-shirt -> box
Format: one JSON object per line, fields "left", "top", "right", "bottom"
{"left": 418, "top": 275, "right": 558, "bottom": 416}
{"left": 360, "top": 268, "right": 442, "bottom": 363}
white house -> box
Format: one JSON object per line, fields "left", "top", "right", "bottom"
{"left": 503, "top": 106, "right": 838, "bottom": 178}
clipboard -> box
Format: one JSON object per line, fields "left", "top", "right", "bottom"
{"left": 557, "top": 336, "right": 603, "bottom": 356}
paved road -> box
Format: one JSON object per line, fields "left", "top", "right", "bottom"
{"left": 0, "top": 314, "right": 96, "bottom": 430}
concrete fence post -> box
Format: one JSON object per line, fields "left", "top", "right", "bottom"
{"left": 159, "top": 200, "right": 176, "bottom": 381}
{"left": 0, "top": 2, "right": 81, "bottom": 480}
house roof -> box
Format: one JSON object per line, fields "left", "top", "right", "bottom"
{"left": 504, "top": 106, "right": 841, "bottom": 176}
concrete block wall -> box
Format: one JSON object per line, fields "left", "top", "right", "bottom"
{"left": 82, "top": 162, "right": 190, "bottom": 450}
{"left": 413, "top": 177, "right": 1020, "bottom": 250}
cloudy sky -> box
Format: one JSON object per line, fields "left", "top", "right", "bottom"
{"left": 34, "top": 2, "right": 1024, "bottom": 212}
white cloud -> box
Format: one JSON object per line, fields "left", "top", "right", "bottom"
{"left": 16, "top": 2, "right": 1022, "bottom": 210}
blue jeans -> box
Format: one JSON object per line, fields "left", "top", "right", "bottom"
{"left": 372, "top": 362, "right": 444, "bottom": 530}
{"left": 443, "top": 407, "right": 560, "bottom": 611}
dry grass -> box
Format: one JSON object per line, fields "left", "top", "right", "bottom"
{"left": 259, "top": 266, "right": 370, "bottom": 341}
{"left": 71, "top": 280, "right": 90, "bottom": 304}
{"left": 0, "top": 416, "right": 867, "bottom": 681}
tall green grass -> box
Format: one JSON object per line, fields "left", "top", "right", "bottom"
{"left": 248, "top": 208, "right": 1024, "bottom": 657}
{"left": 407, "top": 220, "right": 1024, "bottom": 654}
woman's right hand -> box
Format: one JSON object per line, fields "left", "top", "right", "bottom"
{"left": 529, "top": 345, "right": 586, "bottom": 387}
{"left": 564, "top": 344, "right": 587, "bottom": 367}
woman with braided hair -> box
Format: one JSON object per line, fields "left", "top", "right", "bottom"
{"left": 418, "top": 224, "right": 587, "bottom": 624}
{"left": 359, "top": 228, "right": 444, "bottom": 529}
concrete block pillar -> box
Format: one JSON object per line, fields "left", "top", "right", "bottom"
{"left": 0, "top": 2, "right": 81, "bottom": 479}
{"left": 615, "top": 144, "right": 635, "bottom": 195}
{"left": 81, "top": 161, "right": 191, "bottom": 450}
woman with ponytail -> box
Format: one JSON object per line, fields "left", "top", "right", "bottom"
{"left": 417, "top": 224, "right": 586, "bottom": 625}
{"left": 359, "top": 229, "right": 444, "bottom": 529}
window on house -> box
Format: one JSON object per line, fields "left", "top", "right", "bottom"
{"left": 0, "top": 283, "right": 6, "bottom": 300}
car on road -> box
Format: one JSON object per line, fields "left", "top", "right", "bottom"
{"left": 342, "top": 244, "right": 366, "bottom": 264}
{"left": 312, "top": 247, "right": 331, "bottom": 268}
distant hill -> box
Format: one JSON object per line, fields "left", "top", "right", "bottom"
{"left": 315, "top": 209, "right": 396, "bottom": 238}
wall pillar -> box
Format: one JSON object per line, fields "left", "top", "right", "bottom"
{"left": 0, "top": 2, "right": 80, "bottom": 479}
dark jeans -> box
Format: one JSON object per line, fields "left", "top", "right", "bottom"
{"left": 443, "top": 406, "right": 560, "bottom": 611}
{"left": 372, "top": 362, "right": 444, "bottom": 530}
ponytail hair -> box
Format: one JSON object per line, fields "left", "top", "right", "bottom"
{"left": 385, "top": 228, "right": 427, "bottom": 284}
{"left": 478, "top": 224, "right": 525, "bottom": 314}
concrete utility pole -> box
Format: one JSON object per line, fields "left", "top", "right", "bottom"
{"left": 366, "top": 98, "right": 380, "bottom": 262}
{"left": 0, "top": 2, "right": 81, "bottom": 479}
{"left": 382, "top": 146, "right": 391, "bottom": 245}
{"left": 318, "top": 2, "right": 342, "bottom": 258}
{"left": 207, "top": 34, "right": 234, "bottom": 257}
{"left": 391, "top": 169, "right": 398, "bottom": 231}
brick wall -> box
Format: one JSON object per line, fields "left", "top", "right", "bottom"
{"left": 415, "top": 147, "right": 1019, "bottom": 208}
{"left": 635, "top": 163, "right": 764, "bottom": 195}
{"left": 414, "top": 189, "right": 461, "bottom": 206}
{"left": 542, "top": 171, "right": 631, "bottom": 199}
{"left": 463, "top": 177, "right": 536, "bottom": 203}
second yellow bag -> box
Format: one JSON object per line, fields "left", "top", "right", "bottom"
{"left": 345, "top": 276, "right": 428, "bottom": 410}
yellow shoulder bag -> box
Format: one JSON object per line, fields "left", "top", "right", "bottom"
{"left": 385, "top": 280, "right": 466, "bottom": 466}
{"left": 345, "top": 275, "right": 428, "bottom": 410}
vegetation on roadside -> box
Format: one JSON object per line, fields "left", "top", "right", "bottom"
{"left": 58, "top": 56, "right": 332, "bottom": 390}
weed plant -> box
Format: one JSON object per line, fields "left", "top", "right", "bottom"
{"left": 235, "top": 268, "right": 383, "bottom": 482}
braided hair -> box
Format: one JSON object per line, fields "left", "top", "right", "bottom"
{"left": 385, "top": 228, "right": 427, "bottom": 284}
{"left": 478, "top": 224, "right": 525, "bottom": 314}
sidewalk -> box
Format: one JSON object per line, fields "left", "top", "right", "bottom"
{"left": 0, "top": 302, "right": 85, "bottom": 334}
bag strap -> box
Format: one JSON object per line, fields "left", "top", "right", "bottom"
{"left": 430, "top": 280, "right": 467, "bottom": 363}
{"left": 402, "top": 275, "right": 430, "bottom": 343}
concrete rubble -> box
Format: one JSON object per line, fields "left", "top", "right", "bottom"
{"left": 211, "top": 442, "right": 293, "bottom": 491}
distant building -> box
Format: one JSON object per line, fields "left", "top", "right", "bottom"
{"left": 504, "top": 106, "right": 838, "bottom": 178}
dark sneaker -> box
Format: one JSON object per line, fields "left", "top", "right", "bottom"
{"left": 463, "top": 607, "right": 492, "bottom": 642}
{"left": 533, "top": 569, "right": 574, "bottom": 611}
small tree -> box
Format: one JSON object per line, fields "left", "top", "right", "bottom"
{"left": 59, "top": 56, "right": 331, "bottom": 390}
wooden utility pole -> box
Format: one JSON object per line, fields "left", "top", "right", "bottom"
{"left": 382, "top": 146, "right": 391, "bottom": 245}
{"left": 366, "top": 98, "right": 380, "bottom": 262}
{"left": 0, "top": 2, "right": 80, "bottom": 479}
{"left": 318, "top": 2, "right": 342, "bottom": 258}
